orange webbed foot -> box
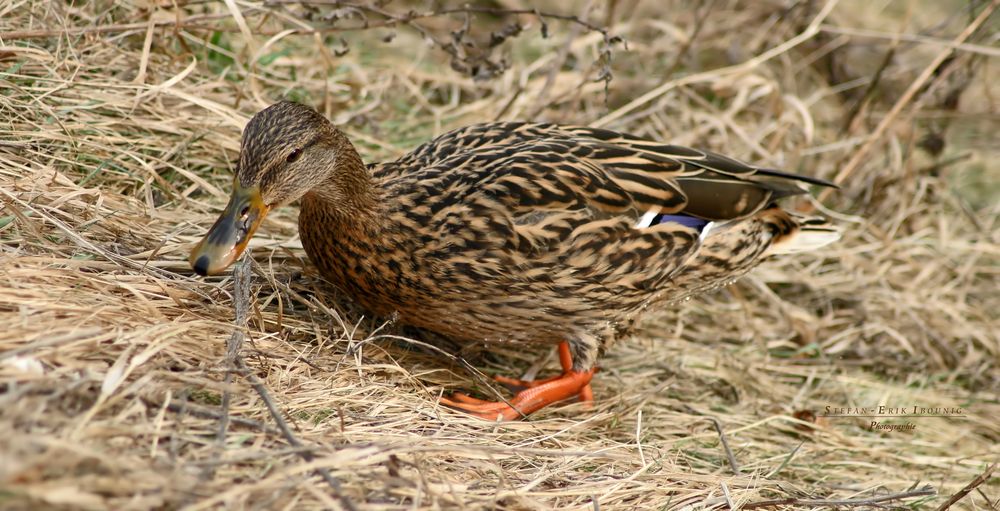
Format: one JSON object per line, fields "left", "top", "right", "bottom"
{"left": 441, "top": 341, "right": 596, "bottom": 421}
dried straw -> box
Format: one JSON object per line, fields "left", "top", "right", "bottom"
{"left": 1, "top": 1, "right": 997, "bottom": 509}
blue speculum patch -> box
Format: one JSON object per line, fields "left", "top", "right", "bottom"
{"left": 654, "top": 214, "right": 710, "bottom": 232}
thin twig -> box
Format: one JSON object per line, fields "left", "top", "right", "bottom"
{"left": 709, "top": 417, "right": 740, "bottom": 474}
{"left": 204, "top": 257, "right": 253, "bottom": 480}
{"left": 228, "top": 256, "right": 358, "bottom": 511}
{"left": 743, "top": 485, "right": 937, "bottom": 509}
{"left": 935, "top": 462, "right": 997, "bottom": 510}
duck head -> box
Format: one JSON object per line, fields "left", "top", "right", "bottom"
{"left": 189, "top": 101, "right": 343, "bottom": 276}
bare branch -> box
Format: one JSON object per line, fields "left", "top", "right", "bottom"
{"left": 935, "top": 462, "right": 997, "bottom": 511}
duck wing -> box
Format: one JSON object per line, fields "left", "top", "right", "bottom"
{"left": 379, "top": 122, "right": 832, "bottom": 299}
{"left": 393, "top": 122, "right": 831, "bottom": 216}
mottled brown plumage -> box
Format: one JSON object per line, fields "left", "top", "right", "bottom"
{"left": 191, "top": 101, "right": 839, "bottom": 420}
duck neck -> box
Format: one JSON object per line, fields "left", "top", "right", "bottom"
{"left": 304, "top": 129, "right": 380, "bottom": 229}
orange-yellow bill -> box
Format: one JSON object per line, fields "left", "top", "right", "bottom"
{"left": 189, "top": 182, "right": 270, "bottom": 276}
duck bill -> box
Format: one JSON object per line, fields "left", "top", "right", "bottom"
{"left": 189, "top": 182, "right": 270, "bottom": 276}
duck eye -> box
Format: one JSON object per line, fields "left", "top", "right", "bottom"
{"left": 286, "top": 148, "right": 302, "bottom": 163}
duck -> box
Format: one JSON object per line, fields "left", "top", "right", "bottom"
{"left": 190, "top": 101, "right": 839, "bottom": 421}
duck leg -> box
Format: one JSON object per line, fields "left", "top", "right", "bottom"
{"left": 492, "top": 343, "right": 594, "bottom": 402}
{"left": 441, "top": 342, "right": 596, "bottom": 421}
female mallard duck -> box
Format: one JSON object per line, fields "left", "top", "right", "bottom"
{"left": 191, "top": 101, "right": 838, "bottom": 421}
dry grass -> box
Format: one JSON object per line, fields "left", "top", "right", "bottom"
{"left": 2, "top": 0, "right": 998, "bottom": 509}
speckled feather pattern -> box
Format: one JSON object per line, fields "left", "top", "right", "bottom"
{"left": 242, "top": 102, "right": 834, "bottom": 371}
